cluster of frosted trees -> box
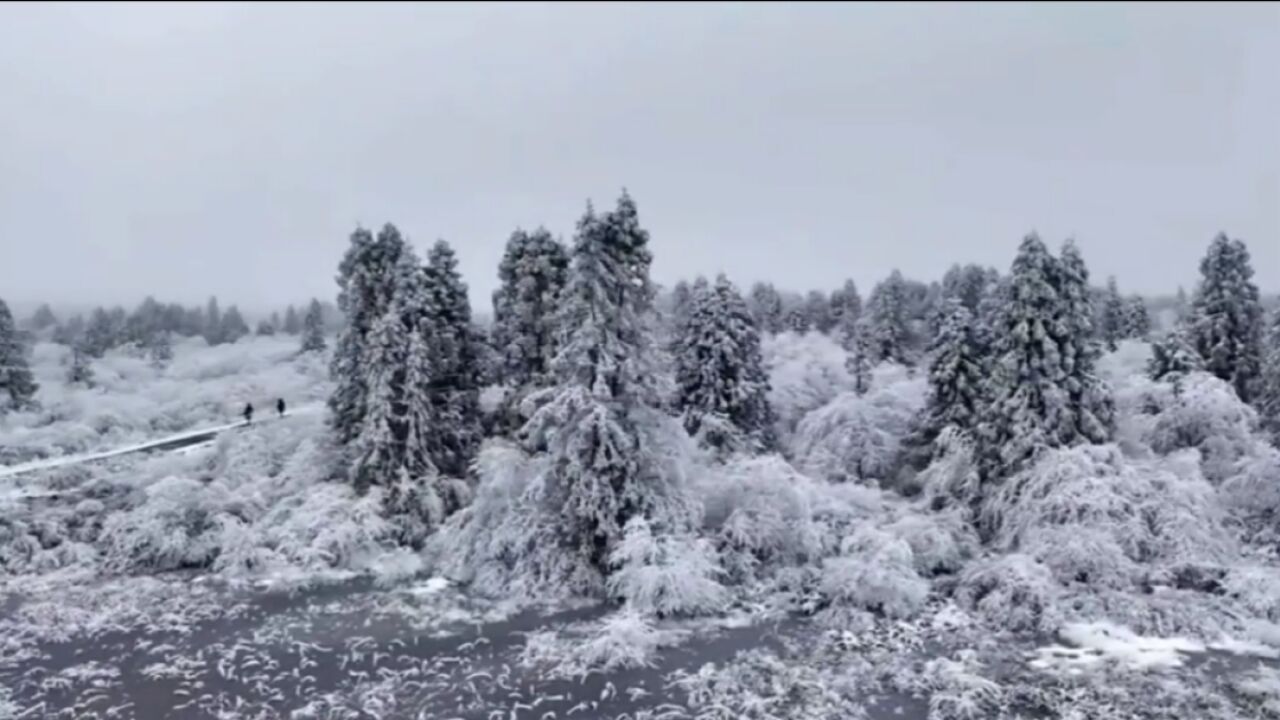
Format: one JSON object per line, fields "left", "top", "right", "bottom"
{"left": 13, "top": 294, "right": 331, "bottom": 385}
{"left": 322, "top": 181, "right": 1277, "bottom": 592}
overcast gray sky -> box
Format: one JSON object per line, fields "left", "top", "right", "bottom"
{"left": 1, "top": 2, "right": 1276, "bottom": 316}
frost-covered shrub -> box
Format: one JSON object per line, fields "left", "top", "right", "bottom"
{"left": 606, "top": 517, "right": 727, "bottom": 617}
{"left": 982, "top": 444, "right": 1231, "bottom": 589}
{"left": 695, "top": 454, "right": 821, "bottom": 583}
{"left": 791, "top": 373, "right": 925, "bottom": 485}
{"left": 917, "top": 427, "right": 981, "bottom": 512}
{"left": 1147, "top": 372, "right": 1262, "bottom": 483}
{"left": 957, "top": 553, "right": 1061, "bottom": 634}
{"left": 1221, "top": 566, "right": 1280, "bottom": 622}
{"left": 922, "top": 649, "right": 1004, "bottom": 720}
{"left": 519, "top": 608, "right": 687, "bottom": 676}
{"left": 99, "top": 476, "right": 226, "bottom": 572}
{"left": 1234, "top": 665, "right": 1280, "bottom": 718}
{"left": 1221, "top": 447, "right": 1280, "bottom": 519}
{"left": 882, "top": 510, "right": 978, "bottom": 576}
{"left": 820, "top": 527, "right": 929, "bottom": 619}
{"left": 762, "top": 330, "right": 853, "bottom": 442}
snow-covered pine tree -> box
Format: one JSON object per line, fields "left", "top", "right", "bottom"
{"left": 219, "top": 306, "right": 249, "bottom": 343}
{"left": 181, "top": 306, "right": 204, "bottom": 337}
{"left": 1188, "top": 234, "right": 1264, "bottom": 402}
{"left": 804, "top": 290, "right": 834, "bottom": 334}
{"left": 1148, "top": 327, "right": 1203, "bottom": 389}
{"left": 300, "top": 299, "right": 327, "bottom": 353}
{"left": 1099, "top": 276, "right": 1126, "bottom": 351}
{"left": 844, "top": 317, "right": 874, "bottom": 396}
{"left": 283, "top": 305, "right": 301, "bottom": 334}
{"left": 980, "top": 234, "right": 1076, "bottom": 480}
{"left": 866, "top": 269, "right": 914, "bottom": 365}
{"left": 148, "top": 330, "right": 173, "bottom": 369}
{"left": 917, "top": 299, "right": 985, "bottom": 449}
{"left": 672, "top": 274, "right": 776, "bottom": 454}
{"left": 1174, "top": 286, "right": 1189, "bottom": 324}
{"left": 1257, "top": 309, "right": 1280, "bottom": 445}
{"left": 1124, "top": 296, "right": 1151, "bottom": 339}
{"left": 830, "top": 279, "right": 863, "bottom": 348}
{"left": 491, "top": 227, "right": 570, "bottom": 389}
{"left": 204, "top": 296, "right": 223, "bottom": 345}
{"left": 941, "top": 264, "right": 992, "bottom": 314}
{"left": 83, "top": 307, "right": 116, "bottom": 357}
{"left": 423, "top": 239, "right": 483, "bottom": 478}
{"left": 0, "top": 299, "right": 39, "bottom": 412}
{"left": 519, "top": 191, "right": 693, "bottom": 577}
{"left": 255, "top": 319, "right": 276, "bottom": 336}
{"left": 748, "top": 282, "right": 785, "bottom": 334}
{"left": 670, "top": 280, "right": 695, "bottom": 334}
{"left": 785, "top": 306, "right": 811, "bottom": 334}
{"left": 972, "top": 275, "right": 1005, "bottom": 360}
{"left": 1057, "top": 239, "right": 1113, "bottom": 445}
{"left": 28, "top": 304, "right": 57, "bottom": 332}
{"left": 53, "top": 314, "right": 85, "bottom": 347}
{"left": 66, "top": 343, "right": 94, "bottom": 387}
{"left": 329, "top": 225, "right": 408, "bottom": 444}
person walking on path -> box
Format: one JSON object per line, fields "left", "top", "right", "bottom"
{"left": 277, "top": 398, "right": 286, "bottom": 417}
{"left": 243, "top": 402, "right": 254, "bottom": 425}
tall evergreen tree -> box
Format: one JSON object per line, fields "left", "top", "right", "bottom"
{"left": 66, "top": 343, "right": 94, "bottom": 387}
{"left": 1188, "top": 233, "right": 1264, "bottom": 403}
{"left": 53, "top": 314, "right": 86, "bottom": 347}
{"left": 204, "top": 297, "right": 223, "bottom": 345}
{"left": 83, "top": 307, "right": 116, "bottom": 357}
{"left": 491, "top": 227, "right": 570, "bottom": 390}
{"left": 27, "top": 304, "right": 58, "bottom": 332}
{"left": 866, "top": 269, "right": 914, "bottom": 365}
{"left": 329, "top": 225, "right": 411, "bottom": 443}
{"left": 844, "top": 318, "right": 874, "bottom": 396}
{"left": 256, "top": 319, "right": 276, "bottom": 336}
{"left": 673, "top": 274, "right": 776, "bottom": 453}
{"left": 283, "top": 305, "right": 302, "bottom": 334}
{"left": 785, "top": 306, "right": 811, "bottom": 334}
{"left": 981, "top": 234, "right": 1078, "bottom": 479}
{"left": 1099, "top": 276, "right": 1126, "bottom": 351}
{"left": 219, "top": 306, "right": 249, "bottom": 343}
{"left": 1257, "top": 309, "right": 1280, "bottom": 445}
{"left": 830, "top": 279, "right": 863, "bottom": 348}
{"left": 670, "top": 280, "right": 695, "bottom": 333}
{"left": 940, "top": 264, "right": 993, "bottom": 314}
{"left": 423, "top": 239, "right": 483, "bottom": 477}
{"left": 748, "top": 282, "right": 785, "bottom": 334}
{"left": 0, "top": 299, "right": 39, "bottom": 412}
{"left": 519, "top": 192, "right": 688, "bottom": 575}
{"left": 1057, "top": 239, "right": 1113, "bottom": 445}
{"left": 1124, "top": 296, "right": 1151, "bottom": 339}
{"left": 148, "top": 331, "right": 174, "bottom": 369}
{"left": 917, "top": 299, "right": 986, "bottom": 448}
{"left": 804, "top": 290, "right": 834, "bottom": 333}
{"left": 300, "top": 299, "right": 327, "bottom": 353}
{"left": 1148, "top": 327, "right": 1202, "bottom": 392}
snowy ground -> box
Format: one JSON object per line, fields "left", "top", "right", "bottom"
{"left": 4, "top": 335, "right": 1280, "bottom": 719}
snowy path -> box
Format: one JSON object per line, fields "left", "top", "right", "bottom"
{"left": 0, "top": 404, "right": 324, "bottom": 483}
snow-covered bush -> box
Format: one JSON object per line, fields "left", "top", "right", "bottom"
{"left": 761, "top": 330, "right": 853, "bottom": 443}
{"left": 1147, "top": 372, "right": 1261, "bottom": 483}
{"left": 922, "top": 649, "right": 1004, "bottom": 720}
{"left": 606, "top": 517, "right": 728, "bottom": 617}
{"left": 519, "top": 608, "right": 687, "bottom": 676}
{"left": 695, "top": 454, "right": 821, "bottom": 583}
{"left": 881, "top": 509, "right": 978, "bottom": 576}
{"left": 791, "top": 369, "right": 925, "bottom": 485}
{"left": 982, "top": 444, "right": 1231, "bottom": 590}
{"left": 672, "top": 648, "right": 865, "bottom": 720}
{"left": 956, "top": 553, "right": 1062, "bottom": 634}
{"left": 99, "top": 475, "right": 226, "bottom": 572}
{"left": 820, "top": 527, "right": 929, "bottom": 619}
{"left": 917, "top": 426, "right": 982, "bottom": 512}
